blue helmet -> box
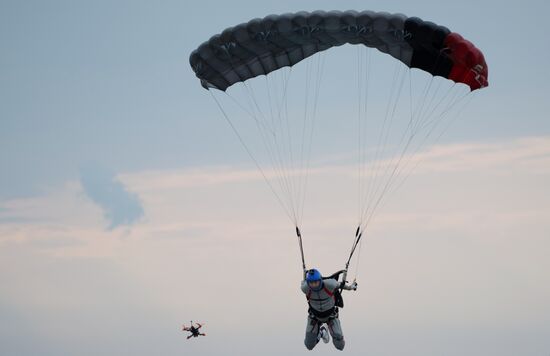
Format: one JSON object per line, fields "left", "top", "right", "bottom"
{"left": 306, "top": 269, "right": 323, "bottom": 290}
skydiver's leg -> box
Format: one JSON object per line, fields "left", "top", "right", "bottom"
{"left": 187, "top": 335, "right": 192, "bottom": 340}
{"left": 304, "top": 315, "right": 320, "bottom": 350}
{"left": 327, "top": 317, "right": 345, "bottom": 351}
{"left": 200, "top": 333, "right": 206, "bottom": 336}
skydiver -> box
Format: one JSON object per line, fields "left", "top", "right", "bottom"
{"left": 182, "top": 321, "right": 206, "bottom": 339}
{"left": 301, "top": 269, "right": 357, "bottom": 351}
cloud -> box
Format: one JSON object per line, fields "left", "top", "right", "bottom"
{"left": 409, "top": 136, "right": 550, "bottom": 174}
{"left": 2, "top": 135, "right": 549, "bottom": 255}
{"left": 79, "top": 163, "right": 144, "bottom": 229}
{"left": 0, "top": 135, "right": 549, "bottom": 356}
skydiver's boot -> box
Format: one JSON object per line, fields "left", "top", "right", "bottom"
{"left": 318, "top": 325, "right": 330, "bottom": 344}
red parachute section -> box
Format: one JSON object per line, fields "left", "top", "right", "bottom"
{"left": 445, "top": 32, "right": 489, "bottom": 90}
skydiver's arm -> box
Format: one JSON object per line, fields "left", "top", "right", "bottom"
{"left": 341, "top": 280, "right": 358, "bottom": 291}
{"left": 196, "top": 323, "right": 202, "bottom": 329}
{"left": 301, "top": 280, "right": 309, "bottom": 294}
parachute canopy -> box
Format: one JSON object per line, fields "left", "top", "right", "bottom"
{"left": 189, "top": 10, "right": 488, "bottom": 91}
{"left": 188, "top": 10, "right": 489, "bottom": 279}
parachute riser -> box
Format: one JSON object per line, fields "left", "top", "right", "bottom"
{"left": 296, "top": 226, "right": 307, "bottom": 275}
{"left": 345, "top": 225, "right": 363, "bottom": 270}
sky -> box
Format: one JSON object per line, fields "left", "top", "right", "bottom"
{"left": 1, "top": 0, "right": 550, "bottom": 355}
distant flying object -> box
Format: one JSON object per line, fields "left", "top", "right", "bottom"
{"left": 182, "top": 321, "right": 206, "bottom": 340}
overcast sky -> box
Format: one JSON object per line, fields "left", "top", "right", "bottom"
{"left": 1, "top": 0, "right": 549, "bottom": 355}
